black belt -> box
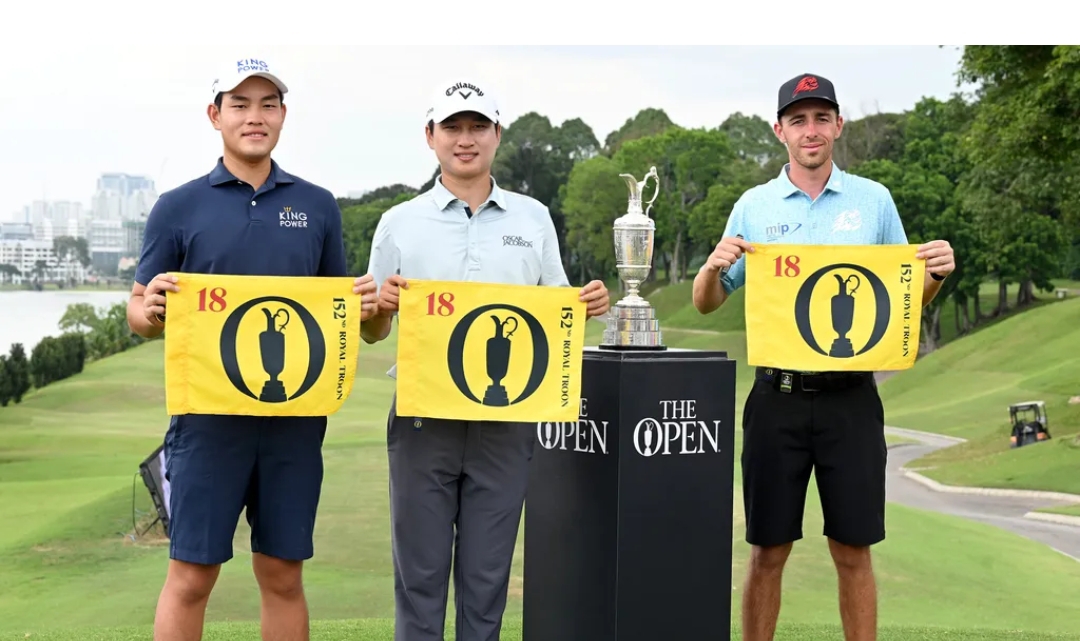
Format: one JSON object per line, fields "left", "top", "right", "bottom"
{"left": 755, "top": 367, "right": 873, "bottom": 393}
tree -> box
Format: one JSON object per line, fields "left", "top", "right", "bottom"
{"left": 718, "top": 112, "right": 785, "bottom": 170}
{"left": 492, "top": 112, "right": 602, "bottom": 266}
{"left": 956, "top": 45, "right": 1074, "bottom": 306}
{"left": 603, "top": 108, "right": 677, "bottom": 156}
{"left": 560, "top": 155, "right": 627, "bottom": 284}
{"left": 6, "top": 343, "right": 31, "bottom": 403}
{"left": 0, "top": 356, "right": 12, "bottom": 407}
{"left": 613, "top": 127, "right": 738, "bottom": 283}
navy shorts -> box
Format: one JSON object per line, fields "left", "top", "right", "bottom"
{"left": 163, "top": 413, "right": 327, "bottom": 566}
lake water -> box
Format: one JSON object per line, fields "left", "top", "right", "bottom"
{"left": 0, "top": 290, "right": 130, "bottom": 353}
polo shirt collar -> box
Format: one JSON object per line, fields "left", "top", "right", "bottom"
{"left": 776, "top": 161, "right": 845, "bottom": 198}
{"left": 208, "top": 157, "right": 295, "bottom": 188}
{"left": 431, "top": 175, "right": 508, "bottom": 212}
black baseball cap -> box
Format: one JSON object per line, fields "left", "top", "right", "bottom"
{"left": 777, "top": 73, "right": 839, "bottom": 119}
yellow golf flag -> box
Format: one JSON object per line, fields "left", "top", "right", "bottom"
{"left": 744, "top": 244, "right": 926, "bottom": 372}
{"left": 395, "top": 280, "right": 587, "bottom": 422}
{"left": 163, "top": 273, "right": 361, "bottom": 417}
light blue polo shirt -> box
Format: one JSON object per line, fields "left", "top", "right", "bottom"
{"left": 720, "top": 162, "right": 908, "bottom": 295}
{"left": 366, "top": 175, "right": 571, "bottom": 377}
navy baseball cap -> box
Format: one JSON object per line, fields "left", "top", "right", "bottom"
{"left": 777, "top": 73, "right": 839, "bottom": 119}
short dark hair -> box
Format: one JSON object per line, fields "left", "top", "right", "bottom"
{"left": 778, "top": 103, "right": 840, "bottom": 123}
{"left": 214, "top": 90, "right": 284, "bottom": 110}
{"left": 427, "top": 111, "right": 498, "bottom": 135}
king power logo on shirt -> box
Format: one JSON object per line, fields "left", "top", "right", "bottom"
{"left": 279, "top": 206, "right": 308, "bottom": 229}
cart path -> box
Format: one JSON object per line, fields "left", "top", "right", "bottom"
{"left": 883, "top": 426, "right": 1080, "bottom": 562}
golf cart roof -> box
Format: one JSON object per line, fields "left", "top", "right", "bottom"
{"left": 1011, "top": 401, "right": 1046, "bottom": 408}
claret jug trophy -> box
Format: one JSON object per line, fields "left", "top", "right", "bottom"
{"left": 600, "top": 166, "right": 666, "bottom": 350}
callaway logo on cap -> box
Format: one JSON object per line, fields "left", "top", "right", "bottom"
{"left": 776, "top": 73, "right": 839, "bottom": 118}
{"left": 425, "top": 80, "right": 500, "bottom": 126}
{"left": 211, "top": 58, "right": 289, "bottom": 98}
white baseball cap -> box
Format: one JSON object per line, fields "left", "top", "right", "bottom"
{"left": 211, "top": 57, "right": 289, "bottom": 98}
{"left": 425, "top": 79, "right": 500, "bottom": 126}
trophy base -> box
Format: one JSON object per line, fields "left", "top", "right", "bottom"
{"left": 829, "top": 337, "right": 854, "bottom": 358}
{"left": 599, "top": 304, "right": 666, "bottom": 351}
{"left": 259, "top": 379, "right": 287, "bottom": 403}
{"left": 483, "top": 384, "right": 510, "bottom": 406}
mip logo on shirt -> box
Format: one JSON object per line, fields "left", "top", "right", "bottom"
{"left": 764, "top": 222, "right": 802, "bottom": 242}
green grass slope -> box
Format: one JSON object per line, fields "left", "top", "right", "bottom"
{"left": 877, "top": 296, "right": 1080, "bottom": 495}
{"left": 3, "top": 303, "right": 1080, "bottom": 637}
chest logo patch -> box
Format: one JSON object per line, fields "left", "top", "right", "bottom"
{"left": 280, "top": 206, "right": 308, "bottom": 229}
{"left": 832, "top": 209, "right": 861, "bottom": 232}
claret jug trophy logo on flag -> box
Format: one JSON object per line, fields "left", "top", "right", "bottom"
{"left": 162, "top": 273, "right": 362, "bottom": 416}
{"left": 600, "top": 165, "right": 666, "bottom": 351}
{"left": 744, "top": 244, "right": 926, "bottom": 372}
{"left": 395, "top": 281, "right": 587, "bottom": 422}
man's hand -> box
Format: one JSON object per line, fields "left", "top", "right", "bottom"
{"left": 352, "top": 274, "right": 378, "bottom": 321}
{"left": 701, "top": 236, "right": 754, "bottom": 275}
{"left": 378, "top": 275, "right": 408, "bottom": 314}
{"left": 579, "top": 280, "right": 610, "bottom": 318}
{"left": 143, "top": 273, "right": 180, "bottom": 326}
{"left": 916, "top": 240, "right": 955, "bottom": 280}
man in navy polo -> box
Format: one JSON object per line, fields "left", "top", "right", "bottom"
{"left": 692, "top": 73, "right": 955, "bottom": 641}
{"left": 127, "top": 57, "right": 378, "bottom": 641}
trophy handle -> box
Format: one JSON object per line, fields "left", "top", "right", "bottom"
{"left": 273, "top": 308, "right": 290, "bottom": 331}
{"left": 502, "top": 316, "right": 518, "bottom": 338}
{"left": 642, "top": 166, "right": 660, "bottom": 217}
{"left": 845, "top": 275, "right": 861, "bottom": 295}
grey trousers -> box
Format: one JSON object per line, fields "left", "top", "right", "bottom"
{"left": 386, "top": 395, "right": 536, "bottom": 641}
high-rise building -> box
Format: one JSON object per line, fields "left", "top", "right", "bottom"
{"left": 92, "top": 172, "right": 158, "bottom": 221}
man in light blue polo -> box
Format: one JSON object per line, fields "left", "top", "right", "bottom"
{"left": 691, "top": 73, "right": 955, "bottom": 641}
{"left": 360, "top": 80, "right": 610, "bottom": 641}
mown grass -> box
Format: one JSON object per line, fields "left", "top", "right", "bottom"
{"left": 3, "top": 293, "right": 1080, "bottom": 638}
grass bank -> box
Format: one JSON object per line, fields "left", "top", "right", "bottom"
{"left": 3, "top": 321, "right": 1080, "bottom": 638}
{"left": 3, "top": 620, "right": 1077, "bottom": 641}
{"left": 877, "top": 296, "right": 1080, "bottom": 495}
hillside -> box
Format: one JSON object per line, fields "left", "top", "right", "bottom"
{"left": 1, "top": 285, "right": 1079, "bottom": 637}
{"left": 877, "top": 295, "right": 1080, "bottom": 494}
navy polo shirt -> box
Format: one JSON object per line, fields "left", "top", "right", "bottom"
{"left": 134, "top": 158, "right": 348, "bottom": 287}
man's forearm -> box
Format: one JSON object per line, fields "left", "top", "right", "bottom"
{"left": 361, "top": 311, "right": 394, "bottom": 344}
{"left": 922, "top": 271, "right": 945, "bottom": 308}
{"left": 693, "top": 266, "right": 728, "bottom": 314}
{"left": 127, "top": 296, "right": 164, "bottom": 339}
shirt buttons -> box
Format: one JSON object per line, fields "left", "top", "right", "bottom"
{"left": 251, "top": 201, "right": 256, "bottom": 206}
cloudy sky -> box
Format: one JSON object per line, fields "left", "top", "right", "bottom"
{"left": 2, "top": 45, "right": 969, "bottom": 219}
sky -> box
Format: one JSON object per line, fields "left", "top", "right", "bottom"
{"left": 1, "top": 45, "right": 970, "bottom": 220}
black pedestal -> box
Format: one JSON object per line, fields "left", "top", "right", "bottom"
{"left": 523, "top": 347, "right": 737, "bottom": 641}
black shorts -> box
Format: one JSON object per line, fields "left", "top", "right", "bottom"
{"left": 741, "top": 369, "right": 887, "bottom": 548}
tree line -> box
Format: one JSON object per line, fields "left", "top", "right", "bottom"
{"left": 335, "top": 45, "right": 1079, "bottom": 353}
{"left": 0, "top": 302, "right": 150, "bottom": 407}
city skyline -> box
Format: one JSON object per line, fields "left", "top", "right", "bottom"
{"left": 3, "top": 45, "right": 971, "bottom": 215}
